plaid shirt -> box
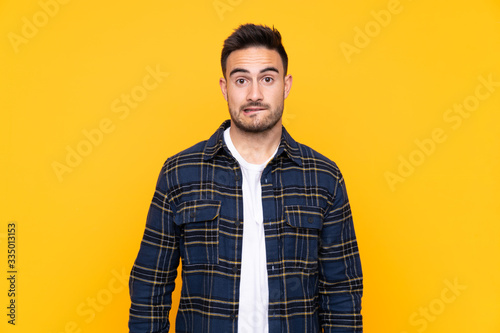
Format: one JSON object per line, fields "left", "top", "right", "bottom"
{"left": 129, "top": 120, "right": 363, "bottom": 333}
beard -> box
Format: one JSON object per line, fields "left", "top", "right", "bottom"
{"left": 229, "top": 101, "right": 284, "bottom": 133}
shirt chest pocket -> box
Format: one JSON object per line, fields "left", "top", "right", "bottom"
{"left": 284, "top": 205, "right": 323, "bottom": 269}
{"left": 174, "top": 200, "right": 221, "bottom": 266}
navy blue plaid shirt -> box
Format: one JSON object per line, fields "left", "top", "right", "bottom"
{"left": 129, "top": 120, "right": 363, "bottom": 332}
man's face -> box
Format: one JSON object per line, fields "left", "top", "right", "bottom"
{"left": 219, "top": 47, "right": 292, "bottom": 133}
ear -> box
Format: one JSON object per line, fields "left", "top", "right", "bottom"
{"left": 284, "top": 74, "right": 293, "bottom": 99}
{"left": 219, "top": 77, "right": 228, "bottom": 101}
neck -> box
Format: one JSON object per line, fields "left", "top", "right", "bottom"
{"left": 229, "top": 123, "right": 282, "bottom": 164}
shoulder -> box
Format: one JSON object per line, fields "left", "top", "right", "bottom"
{"left": 162, "top": 120, "right": 228, "bottom": 171}
{"left": 295, "top": 141, "right": 342, "bottom": 181}
{"left": 162, "top": 139, "right": 210, "bottom": 172}
{"left": 289, "top": 141, "right": 349, "bottom": 201}
{"left": 152, "top": 139, "right": 212, "bottom": 195}
{"left": 281, "top": 126, "right": 342, "bottom": 183}
{"left": 155, "top": 121, "right": 228, "bottom": 191}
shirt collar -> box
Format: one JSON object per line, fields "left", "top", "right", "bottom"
{"left": 203, "top": 120, "right": 303, "bottom": 166}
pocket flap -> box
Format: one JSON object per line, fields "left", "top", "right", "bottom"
{"left": 285, "top": 205, "right": 323, "bottom": 230}
{"left": 174, "top": 200, "right": 221, "bottom": 225}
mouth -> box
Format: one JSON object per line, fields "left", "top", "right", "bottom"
{"left": 243, "top": 107, "right": 266, "bottom": 112}
{"left": 242, "top": 105, "right": 268, "bottom": 114}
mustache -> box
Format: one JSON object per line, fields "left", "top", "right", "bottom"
{"left": 240, "top": 102, "right": 270, "bottom": 111}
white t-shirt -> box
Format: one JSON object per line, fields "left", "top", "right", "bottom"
{"left": 224, "top": 128, "right": 277, "bottom": 333}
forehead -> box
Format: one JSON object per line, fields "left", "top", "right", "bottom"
{"left": 226, "top": 47, "right": 283, "bottom": 74}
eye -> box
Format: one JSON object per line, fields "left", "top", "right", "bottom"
{"left": 236, "top": 78, "right": 246, "bottom": 85}
{"left": 263, "top": 77, "right": 274, "bottom": 83}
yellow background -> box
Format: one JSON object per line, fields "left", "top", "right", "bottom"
{"left": 1, "top": 0, "right": 499, "bottom": 332}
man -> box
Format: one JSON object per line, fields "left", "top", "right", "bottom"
{"left": 129, "top": 24, "right": 363, "bottom": 332}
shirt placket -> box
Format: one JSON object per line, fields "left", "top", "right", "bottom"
{"left": 231, "top": 160, "right": 243, "bottom": 332}
{"left": 262, "top": 157, "right": 286, "bottom": 332}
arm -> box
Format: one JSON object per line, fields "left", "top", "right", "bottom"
{"left": 318, "top": 173, "right": 363, "bottom": 332}
{"left": 129, "top": 164, "right": 180, "bottom": 333}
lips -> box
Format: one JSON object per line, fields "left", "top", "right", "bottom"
{"left": 244, "top": 107, "right": 266, "bottom": 112}
{"left": 241, "top": 103, "right": 269, "bottom": 113}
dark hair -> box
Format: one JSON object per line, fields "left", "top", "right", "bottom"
{"left": 221, "top": 24, "right": 288, "bottom": 78}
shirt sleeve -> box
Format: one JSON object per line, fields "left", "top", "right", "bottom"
{"left": 129, "top": 164, "right": 180, "bottom": 333}
{"left": 318, "top": 172, "right": 363, "bottom": 332}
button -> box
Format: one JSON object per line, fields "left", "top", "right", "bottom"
{"left": 264, "top": 178, "right": 268, "bottom": 183}
{"left": 231, "top": 312, "right": 236, "bottom": 319}
{"left": 235, "top": 220, "right": 241, "bottom": 227}
{"left": 235, "top": 174, "right": 240, "bottom": 181}
{"left": 190, "top": 212, "right": 196, "bottom": 218}
{"left": 308, "top": 217, "right": 314, "bottom": 223}
{"left": 232, "top": 266, "right": 238, "bottom": 273}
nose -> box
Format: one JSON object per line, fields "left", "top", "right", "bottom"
{"left": 247, "top": 82, "right": 264, "bottom": 101}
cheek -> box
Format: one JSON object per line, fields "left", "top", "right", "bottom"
{"left": 228, "top": 89, "right": 244, "bottom": 105}
{"left": 268, "top": 84, "right": 284, "bottom": 97}
{"left": 226, "top": 95, "right": 239, "bottom": 111}
{"left": 269, "top": 89, "right": 283, "bottom": 103}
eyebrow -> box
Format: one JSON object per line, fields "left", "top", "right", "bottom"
{"left": 229, "top": 66, "right": 280, "bottom": 77}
